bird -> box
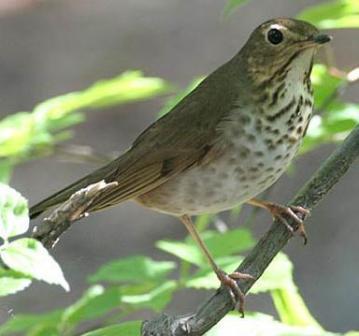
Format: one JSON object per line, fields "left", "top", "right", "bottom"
{"left": 30, "top": 18, "right": 331, "bottom": 314}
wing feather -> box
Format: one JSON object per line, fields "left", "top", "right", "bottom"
{"left": 30, "top": 58, "right": 238, "bottom": 218}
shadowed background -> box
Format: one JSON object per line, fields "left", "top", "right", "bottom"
{"left": 0, "top": 0, "right": 358, "bottom": 332}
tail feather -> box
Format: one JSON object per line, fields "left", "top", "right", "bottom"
{"left": 30, "top": 175, "right": 96, "bottom": 219}
{"left": 29, "top": 159, "right": 120, "bottom": 219}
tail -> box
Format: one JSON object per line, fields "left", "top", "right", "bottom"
{"left": 30, "top": 159, "right": 120, "bottom": 219}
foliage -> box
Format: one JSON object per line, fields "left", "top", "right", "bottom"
{"left": 298, "top": 0, "right": 359, "bottom": 29}
{"left": 301, "top": 65, "right": 359, "bottom": 153}
{"left": 0, "top": 0, "right": 358, "bottom": 335}
{"left": 0, "top": 71, "right": 169, "bottom": 183}
{"left": 222, "top": 0, "right": 251, "bottom": 17}
{"left": 0, "top": 183, "right": 68, "bottom": 296}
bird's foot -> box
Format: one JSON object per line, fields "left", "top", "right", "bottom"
{"left": 216, "top": 269, "right": 254, "bottom": 317}
{"left": 265, "top": 203, "right": 310, "bottom": 244}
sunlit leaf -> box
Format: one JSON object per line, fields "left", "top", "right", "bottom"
{"left": 62, "top": 285, "right": 122, "bottom": 327}
{"left": 88, "top": 255, "right": 176, "bottom": 284}
{"left": 34, "top": 71, "right": 170, "bottom": 124}
{"left": 298, "top": 0, "right": 359, "bottom": 29}
{"left": 311, "top": 64, "right": 344, "bottom": 109}
{"left": 0, "top": 112, "right": 34, "bottom": 157}
{"left": 0, "top": 238, "right": 69, "bottom": 291}
{"left": 80, "top": 320, "right": 141, "bottom": 336}
{"left": 0, "top": 183, "right": 29, "bottom": 240}
{"left": 251, "top": 253, "right": 294, "bottom": 294}
{"left": 0, "top": 310, "right": 62, "bottom": 335}
{"left": 28, "top": 326, "right": 59, "bottom": 336}
{"left": 207, "top": 313, "right": 330, "bottom": 336}
{"left": 300, "top": 64, "right": 358, "bottom": 154}
{"left": 301, "top": 101, "right": 359, "bottom": 153}
{"left": 0, "top": 267, "right": 31, "bottom": 296}
{"left": 121, "top": 281, "right": 176, "bottom": 312}
{"left": 157, "top": 228, "right": 254, "bottom": 266}
{"left": 156, "top": 239, "right": 202, "bottom": 265}
{"left": 223, "top": 0, "right": 251, "bottom": 17}
{"left": 185, "top": 253, "right": 293, "bottom": 292}
{"left": 271, "top": 287, "right": 322, "bottom": 328}
{"left": 0, "top": 71, "right": 170, "bottom": 162}
{"left": 0, "top": 160, "right": 13, "bottom": 183}
{"left": 185, "top": 256, "right": 243, "bottom": 289}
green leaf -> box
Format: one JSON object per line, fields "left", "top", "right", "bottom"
{"left": 0, "top": 71, "right": 169, "bottom": 163}
{"left": 0, "top": 238, "right": 69, "bottom": 291}
{"left": 251, "top": 253, "right": 294, "bottom": 294}
{"left": 156, "top": 239, "right": 200, "bottom": 265}
{"left": 34, "top": 71, "right": 170, "bottom": 124}
{"left": 298, "top": 0, "right": 359, "bottom": 29}
{"left": 271, "top": 287, "right": 322, "bottom": 328}
{"left": 80, "top": 320, "right": 141, "bottom": 336}
{"left": 185, "top": 253, "right": 293, "bottom": 292}
{"left": 207, "top": 313, "right": 330, "bottom": 336}
{"left": 301, "top": 101, "right": 359, "bottom": 154}
{"left": 185, "top": 256, "right": 243, "bottom": 289}
{"left": 0, "top": 310, "right": 62, "bottom": 335}
{"left": 62, "top": 285, "right": 122, "bottom": 327}
{"left": 0, "top": 112, "right": 34, "bottom": 158}
{"left": 311, "top": 64, "right": 343, "bottom": 109}
{"left": 195, "top": 213, "right": 214, "bottom": 232}
{"left": 0, "top": 266, "right": 31, "bottom": 296}
{"left": 0, "top": 183, "right": 29, "bottom": 240}
{"left": 28, "top": 326, "right": 59, "bottom": 336}
{"left": 0, "top": 160, "right": 13, "bottom": 183}
{"left": 299, "top": 64, "right": 358, "bottom": 154}
{"left": 223, "top": 0, "right": 250, "bottom": 17}
{"left": 121, "top": 281, "right": 176, "bottom": 312}
{"left": 88, "top": 255, "right": 176, "bottom": 284}
{"left": 156, "top": 228, "right": 254, "bottom": 266}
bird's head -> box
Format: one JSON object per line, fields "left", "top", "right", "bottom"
{"left": 239, "top": 18, "right": 331, "bottom": 85}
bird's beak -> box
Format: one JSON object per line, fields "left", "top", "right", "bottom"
{"left": 312, "top": 33, "right": 332, "bottom": 45}
{"left": 299, "top": 33, "right": 332, "bottom": 49}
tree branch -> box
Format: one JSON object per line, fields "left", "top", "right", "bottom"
{"left": 141, "top": 125, "right": 359, "bottom": 336}
{"left": 32, "top": 180, "right": 118, "bottom": 249}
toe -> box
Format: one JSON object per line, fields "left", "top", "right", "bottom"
{"left": 216, "top": 270, "right": 250, "bottom": 317}
{"left": 230, "top": 272, "right": 255, "bottom": 281}
{"left": 290, "top": 205, "right": 310, "bottom": 219}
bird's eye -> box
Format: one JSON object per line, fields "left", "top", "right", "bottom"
{"left": 267, "top": 28, "right": 284, "bottom": 45}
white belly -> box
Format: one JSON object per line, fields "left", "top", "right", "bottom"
{"left": 138, "top": 99, "right": 311, "bottom": 216}
{"left": 137, "top": 49, "right": 314, "bottom": 216}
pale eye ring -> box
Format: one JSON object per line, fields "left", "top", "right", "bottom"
{"left": 267, "top": 28, "right": 284, "bottom": 45}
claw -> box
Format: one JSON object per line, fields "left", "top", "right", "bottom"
{"left": 216, "top": 269, "right": 254, "bottom": 317}
{"left": 247, "top": 199, "right": 310, "bottom": 244}
{"left": 267, "top": 203, "right": 310, "bottom": 244}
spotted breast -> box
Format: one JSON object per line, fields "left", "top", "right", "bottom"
{"left": 136, "top": 49, "right": 314, "bottom": 216}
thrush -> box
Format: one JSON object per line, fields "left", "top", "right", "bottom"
{"left": 30, "top": 18, "right": 331, "bottom": 314}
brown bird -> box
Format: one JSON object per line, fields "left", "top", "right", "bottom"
{"left": 30, "top": 18, "right": 331, "bottom": 314}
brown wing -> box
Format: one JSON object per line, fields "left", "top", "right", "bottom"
{"left": 30, "top": 59, "right": 238, "bottom": 217}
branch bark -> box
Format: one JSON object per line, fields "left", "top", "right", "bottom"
{"left": 141, "top": 125, "right": 359, "bottom": 336}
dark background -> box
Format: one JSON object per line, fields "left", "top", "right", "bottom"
{"left": 0, "top": 0, "right": 358, "bottom": 332}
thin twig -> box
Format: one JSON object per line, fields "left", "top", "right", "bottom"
{"left": 141, "top": 125, "right": 359, "bottom": 336}
{"left": 32, "top": 180, "right": 118, "bottom": 249}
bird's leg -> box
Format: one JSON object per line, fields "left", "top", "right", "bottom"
{"left": 179, "top": 215, "right": 254, "bottom": 316}
{"left": 247, "top": 198, "right": 309, "bottom": 244}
